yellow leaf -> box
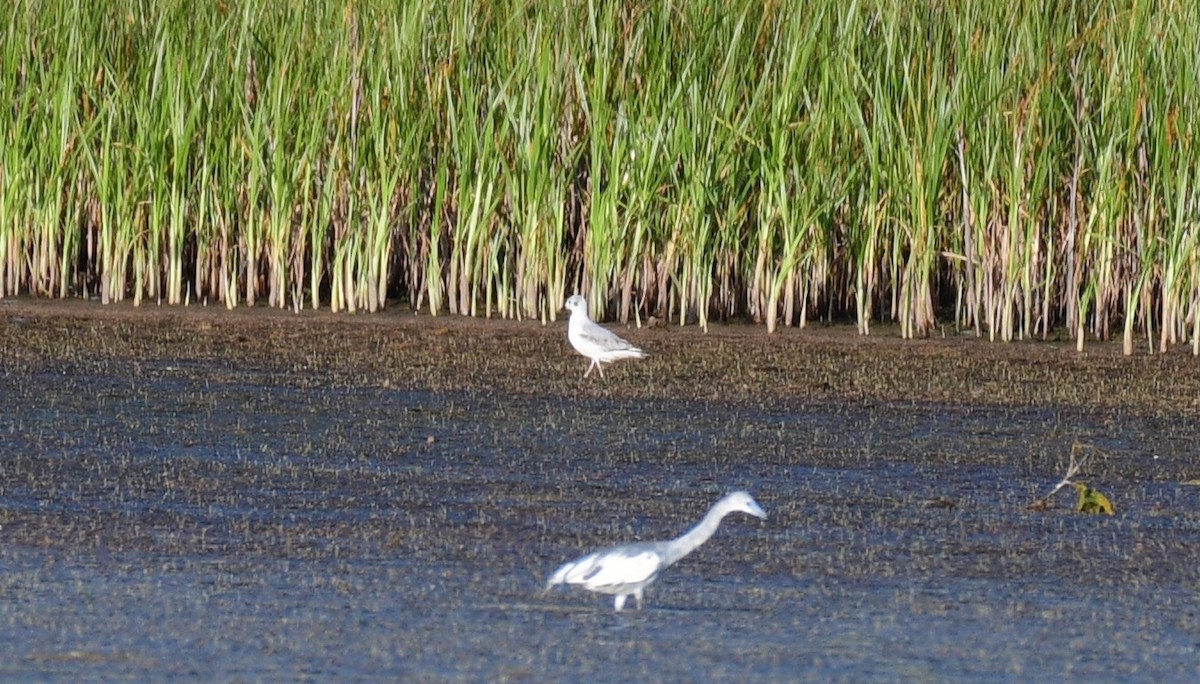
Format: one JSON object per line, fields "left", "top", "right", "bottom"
{"left": 1073, "top": 482, "right": 1115, "bottom": 515}
{"left": 1181, "top": 479, "right": 1200, "bottom": 486}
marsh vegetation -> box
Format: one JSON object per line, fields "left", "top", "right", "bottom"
{"left": 3, "top": 1, "right": 1199, "bottom": 353}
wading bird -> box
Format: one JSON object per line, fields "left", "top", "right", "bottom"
{"left": 545, "top": 491, "right": 767, "bottom": 611}
{"left": 564, "top": 294, "right": 646, "bottom": 378}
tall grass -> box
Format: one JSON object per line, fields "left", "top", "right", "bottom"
{"left": 1, "top": 0, "right": 1198, "bottom": 352}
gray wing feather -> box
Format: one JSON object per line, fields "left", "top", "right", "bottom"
{"left": 579, "top": 321, "right": 639, "bottom": 351}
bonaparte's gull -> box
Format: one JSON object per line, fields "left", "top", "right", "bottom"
{"left": 564, "top": 295, "right": 646, "bottom": 378}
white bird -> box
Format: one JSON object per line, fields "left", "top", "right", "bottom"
{"left": 545, "top": 491, "right": 767, "bottom": 611}
{"left": 564, "top": 294, "right": 646, "bottom": 378}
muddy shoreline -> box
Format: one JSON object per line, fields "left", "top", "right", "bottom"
{"left": 4, "top": 297, "right": 1198, "bottom": 412}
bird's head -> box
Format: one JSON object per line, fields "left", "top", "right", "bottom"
{"left": 564, "top": 294, "right": 587, "bottom": 315}
{"left": 724, "top": 491, "right": 767, "bottom": 520}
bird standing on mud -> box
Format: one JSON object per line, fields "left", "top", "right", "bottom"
{"left": 545, "top": 491, "right": 767, "bottom": 611}
{"left": 564, "top": 294, "right": 646, "bottom": 378}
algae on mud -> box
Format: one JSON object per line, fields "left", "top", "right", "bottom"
{"left": 1, "top": 300, "right": 1199, "bottom": 681}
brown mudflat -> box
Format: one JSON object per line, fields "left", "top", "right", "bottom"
{"left": 4, "top": 296, "right": 1198, "bottom": 410}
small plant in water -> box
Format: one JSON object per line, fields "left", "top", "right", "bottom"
{"left": 1071, "top": 482, "right": 1115, "bottom": 515}
{"left": 1028, "top": 442, "right": 1115, "bottom": 515}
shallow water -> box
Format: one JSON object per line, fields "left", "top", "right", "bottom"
{"left": 2, "top": 358, "right": 1199, "bottom": 682}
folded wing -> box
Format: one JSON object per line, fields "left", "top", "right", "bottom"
{"left": 548, "top": 546, "right": 662, "bottom": 591}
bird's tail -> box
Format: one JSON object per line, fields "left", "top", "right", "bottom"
{"left": 542, "top": 563, "right": 571, "bottom": 594}
{"left": 611, "top": 348, "right": 646, "bottom": 360}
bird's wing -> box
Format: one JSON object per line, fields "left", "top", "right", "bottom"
{"left": 577, "top": 548, "right": 662, "bottom": 589}
{"left": 577, "top": 321, "right": 636, "bottom": 351}
{"left": 547, "top": 550, "right": 601, "bottom": 586}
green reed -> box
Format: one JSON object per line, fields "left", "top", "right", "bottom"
{"left": 1, "top": 0, "right": 1198, "bottom": 352}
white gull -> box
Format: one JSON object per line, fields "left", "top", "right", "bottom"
{"left": 564, "top": 294, "right": 646, "bottom": 378}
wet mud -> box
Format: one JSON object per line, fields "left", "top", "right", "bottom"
{"left": 1, "top": 299, "right": 1198, "bottom": 681}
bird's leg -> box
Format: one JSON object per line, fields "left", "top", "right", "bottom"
{"left": 634, "top": 588, "right": 644, "bottom": 610}
{"left": 584, "top": 360, "right": 596, "bottom": 378}
{"left": 595, "top": 362, "right": 605, "bottom": 379}
{"left": 614, "top": 594, "right": 627, "bottom": 611}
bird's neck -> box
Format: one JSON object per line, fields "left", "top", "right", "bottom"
{"left": 662, "top": 504, "right": 729, "bottom": 567}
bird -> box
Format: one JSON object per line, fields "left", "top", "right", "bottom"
{"left": 564, "top": 294, "right": 646, "bottom": 378}
{"left": 544, "top": 491, "right": 767, "bottom": 611}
